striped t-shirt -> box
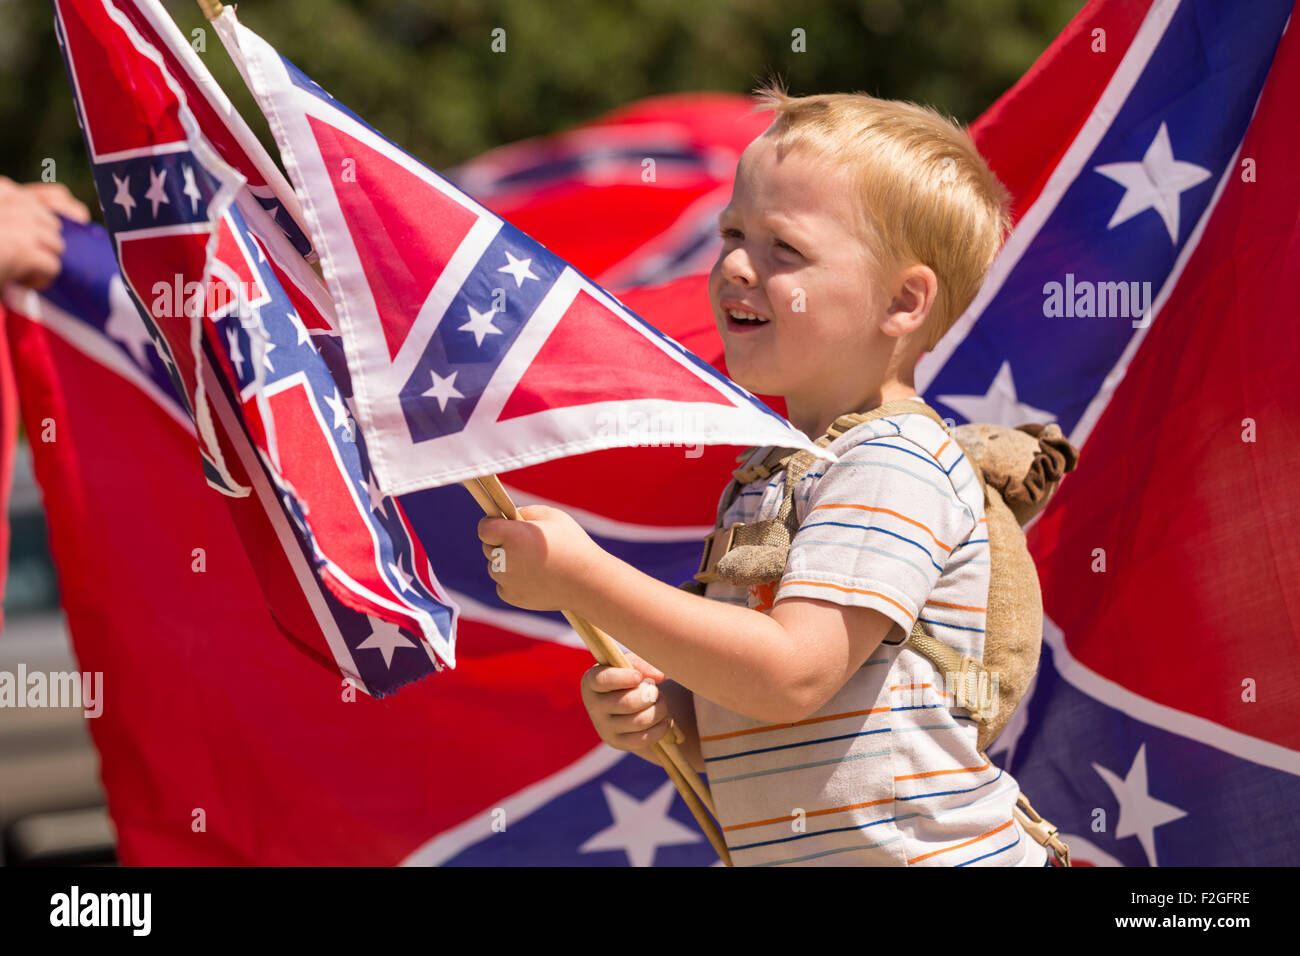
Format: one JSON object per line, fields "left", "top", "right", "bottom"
{"left": 693, "top": 398, "right": 1046, "bottom": 866}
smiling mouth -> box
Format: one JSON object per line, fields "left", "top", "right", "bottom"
{"left": 724, "top": 307, "right": 771, "bottom": 329}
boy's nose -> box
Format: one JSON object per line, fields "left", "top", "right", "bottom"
{"left": 721, "top": 246, "right": 758, "bottom": 287}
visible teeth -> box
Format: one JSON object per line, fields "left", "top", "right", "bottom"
{"left": 728, "top": 309, "right": 767, "bottom": 321}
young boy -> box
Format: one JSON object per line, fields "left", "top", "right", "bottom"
{"left": 477, "top": 81, "right": 1048, "bottom": 866}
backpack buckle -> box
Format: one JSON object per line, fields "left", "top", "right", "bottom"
{"left": 1015, "top": 793, "right": 1072, "bottom": 867}
{"left": 694, "top": 523, "right": 738, "bottom": 584}
{"left": 954, "top": 654, "right": 988, "bottom": 722}
{"left": 733, "top": 447, "right": 793, "bottom": 485}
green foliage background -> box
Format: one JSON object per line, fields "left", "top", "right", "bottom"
{"left": 1, "top": 0, "right": 1085, "bottom": 215}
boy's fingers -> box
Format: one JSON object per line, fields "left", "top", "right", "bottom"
{"left": 476, "top": 515, "right": 507, "bottom": 545}
{"left": 621, "top": 650, "right": 664, "bottom": 682}
{"left": 613, "top": 715, "right": 672, "bottom": 751}
{"left": 583, "top": 664, "right": 646, "bottom": 695}
{"left": 602, "top": 680, "right": 663, "bottom": 716}
{"left": 607, "top": 696, "right": 668, "bottom": 732}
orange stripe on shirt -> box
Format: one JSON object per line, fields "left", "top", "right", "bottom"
{"left": 699, "top": 706, "right": 889, "bottom": 742}
{"left": 779, "top": 580, "right": 914, "bottom": 621}
{"left": 895, "top": 759, "right": 992, "bottom": 782}
{"left": 925, "top": 599, "right": 987, "bottom": 613}
{"left": 888, "top": 682, "right": 953, "bottom": 700}
{"left": 724, "top": 797, "right": 895, "bottom": 832}
{"left": 906, "top": 819, "right": 1015, "bottom": 864}
{"left": 809, "top": 503, "right": 951, "bottom": 552}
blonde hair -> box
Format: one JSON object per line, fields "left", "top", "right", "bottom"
{"left": 751, "top": 77, "right": 1011, "bottom": 353}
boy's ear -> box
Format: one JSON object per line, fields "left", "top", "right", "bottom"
{"left": 882, "top": 264, "right": 938, "bottom": 339}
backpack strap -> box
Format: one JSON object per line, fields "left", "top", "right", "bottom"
{"left": 693, "top": 399, "right": 997, "bottom": 724}
{"left": 694, "top": 399, "right": 948, "bottom": 585}
{"left": 904, "top": 620, "right": 993, "bottom": 723}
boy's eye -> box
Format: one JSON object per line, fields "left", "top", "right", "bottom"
{"left": 718, "top": 226, "right": 743, "bottom": 240}
{"left": 775, "top": 239, "right": 801, "bottom": 256}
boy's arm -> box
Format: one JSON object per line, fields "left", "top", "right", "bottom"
{"left": 571, "top": 555, "right": 894, "bottom": 723}
{"left": 478, "top": 505, "right": 893, "bottom": 723}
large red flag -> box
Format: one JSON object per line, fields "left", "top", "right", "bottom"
{"left": 7, "top": 0, "right": 1295, "bottom": 867}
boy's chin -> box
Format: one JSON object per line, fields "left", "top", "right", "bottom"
{"left": 724, "top": 361, "right": 785, "bottom": 397}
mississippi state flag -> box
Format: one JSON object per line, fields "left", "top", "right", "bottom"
{"left": 53, "top": 0, "right": 460, "bottom": 692}
{"left": 216, "top": 12, "right": 829, "bottom": 495}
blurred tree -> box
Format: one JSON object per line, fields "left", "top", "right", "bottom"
{"left": 0, "top": 0, "right": 1085, "bottom": 217}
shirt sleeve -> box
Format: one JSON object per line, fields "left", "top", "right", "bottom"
{"left": 775, "top": 435, "right": 977, "bottom": 644}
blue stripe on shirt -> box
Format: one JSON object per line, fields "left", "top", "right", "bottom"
{"left": 706, "top": 727, "right": 891, "bottom": 763}
{"left": 799, "top": 520, "right": 945, "bottom": 571}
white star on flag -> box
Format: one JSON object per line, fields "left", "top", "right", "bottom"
{"left": 260, "top": 338, "right": 276, "bottom": 373}
{"left": 423, "top": 369, "right": 463, "bottom": 412}
{"left": 103, "top": 275, "right": 153, "bottom": 367}
{"left": 354, "top": 618, "right": 416, "bottom": 669}
{"left": 362, "top": 469, "right": 386, "bottom": 513}
{"left": 181, "top": 163, "right": 202, "bottom": 213}
{"left": 387, "top": 559, "right": 416, "bottom": 593}
{"left": 936, "top": 360, "right": 1055, "bottom": 426}
{"left": 578, "top": 781, "right": 702, "bottom": 866}
{"left": 459, "top": 304, "right": 502, "bottom": 347}
{"left": 226, "top": 326, "right": 245, "bottom": 377}
{"left": 497, "top": 250, "right": 539, "bottom": 288}
{"left": 287, "top": 310, "right": 311, "bottom": 346}
{"left": 1094, "top": 122, "right": 1212, "bottom": 244}
{"left": 1093, "top": 742, "right": 1188, "bottom": 866}
{"left": 144, "top": 166, "right": 170, "bottom": 218}
{"left": 111, "top": 172, "right": 136, "bottom": 221}
{"left": 323, "top": 388, "right": 350, "bottom": 431}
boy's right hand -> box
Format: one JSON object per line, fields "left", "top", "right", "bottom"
{"left": 580, "top": 651, "right": 672, "bottom": 755}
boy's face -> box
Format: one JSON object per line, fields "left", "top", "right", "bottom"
{"left": 708, "top": 134, "right": 895, "bottom": 409}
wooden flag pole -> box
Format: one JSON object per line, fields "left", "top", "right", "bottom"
{"left": 472, "top": 477, "right": 717, "bottom": 816}
{"left": 463, "top": 475, "right": 733, "bottom": 866}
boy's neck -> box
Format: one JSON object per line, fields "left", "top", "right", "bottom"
{"left": 786, "top": 378, "right": 922, "bottom": 440}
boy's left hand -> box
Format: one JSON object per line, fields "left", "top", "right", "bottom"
{"left": 477, "top": 504, "right": 604, "bottom": 612}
